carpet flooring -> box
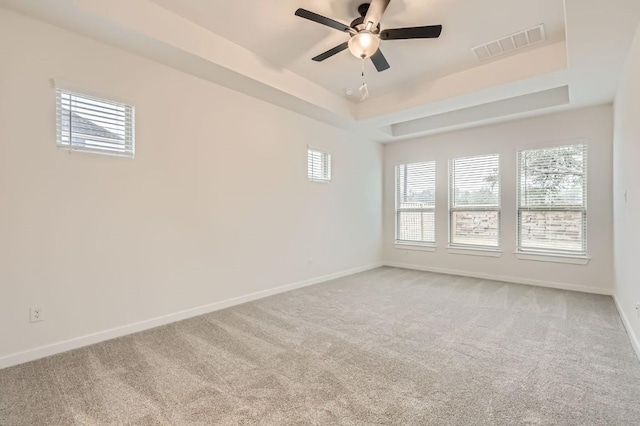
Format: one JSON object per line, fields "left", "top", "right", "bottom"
{"left": 1, "top": 267, "right": 640, "bottom": 425}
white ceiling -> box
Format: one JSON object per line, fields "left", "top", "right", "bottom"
{"left": 1, "top": 0, "right": 639, "bottom": 142}
{"left": 149, "top": 0, "right": 567, "bottom": 100}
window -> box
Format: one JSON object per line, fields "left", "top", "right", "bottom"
{"left": 449, "top": 154, "right": 500, "bottom": 249}
{"left": 395, "top": 162, "right": 436, "bottom": 245}
{"left": 56, "top": 89, "right": 135, "bottom": 158}
{"left": 307, "top": 149, "right": 331, "bottom": 182}
{"left": 517, "top": 143, "right": 587, "bottom": 256}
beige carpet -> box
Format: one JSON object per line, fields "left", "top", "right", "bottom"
{"left": 1, "top": 267, "right": 640, "bottom": 425}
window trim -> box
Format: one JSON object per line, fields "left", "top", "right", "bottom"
{"left": 515, "top": 251, "right": 590, "bottom": 265}
{"left": 448, "top": 153, "right": 502, "bottom": 250}
{"left": 394, "top": 243, "right": 436, "bottom": 252}
{"left": 516, "top": 142, "right": 588, "bottom": 257}
{"left": 447, "top": 247, "right": 503, "bottom": 257}
{"left": 394, "top": 161, "right": 437, "bottom": 246}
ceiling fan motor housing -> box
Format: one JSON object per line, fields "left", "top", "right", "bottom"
{"left": 350, "top": 16, "right": 381, "bottom": 34}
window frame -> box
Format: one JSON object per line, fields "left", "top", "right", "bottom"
{"left": 55, "top": 84, "right": 135, "bottom": 159}
{"left": 307, "top": 148, "right": 331, "bottom": 183}
{"left": 516, "top": 142, "right": 588, "bottom": 257}
{"left": 448, "top": 153, "right": 501, "bottom": 250}
{"left": 394, "top": 161, "right": 437, "bottom": 247}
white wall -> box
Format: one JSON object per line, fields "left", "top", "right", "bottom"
{"left": 613, "top": 23, "right": 640, "bottom": 355}
{"left": 0, "top": 9, "right": 382, "bottom": 366}
{"left": 383, "top": 106, "right": 614, "bottom": 294}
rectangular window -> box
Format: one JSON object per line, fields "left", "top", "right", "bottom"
{"left": 395, "top": 162, "right": 436, "bottom": 245}
{"left": 449, "top": 154, "right": 500, "bottom": 249}
{"left": 517, "top": 144, "right": 587, "bottom": 255}
{"left": 307, "top": 149, "right": 331, "bottom": 182}
{"left": 56, "top": 89, "right": 135, "bottom": 158}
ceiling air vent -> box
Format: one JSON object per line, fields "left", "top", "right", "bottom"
{"left": 472, "top": 24, "right": 546, "bottom": 61}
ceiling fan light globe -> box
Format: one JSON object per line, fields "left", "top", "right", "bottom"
{"left": 348, "top": 31, "right": 380, "bottom": 58}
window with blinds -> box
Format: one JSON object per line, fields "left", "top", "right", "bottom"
{"left": 56, "top": 89, "right": 135, "bottom": 158}
{"left": 517, "top": 144, "right": 587, "bottom": 255}
{"left": 395, "top": 162, "right": 436, "bottom": 245}
{"left": 449, "top": 154, "right": 500, "bottom": 248}
{"left": 307, "top": 149, "right": 331, "bottom": 182}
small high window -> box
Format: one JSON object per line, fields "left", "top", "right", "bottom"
{"left": 56, "top": 89, "right": 135, "bottom": 158}
{"left": 307, "top": 149, "right": 331, "bottom": 182}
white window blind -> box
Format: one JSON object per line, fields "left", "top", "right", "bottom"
{"left": 56, "top": 89, "right": 135, "bottom": 158}
{"left": 307, "top": 149, "right": 331, "bottom": 182}
{"left": 449, "top": 154, "right": 500, "bottom": 248}
{"left": 517, "top": 144, "right": 587, "bottom": 255}
{"left": 395, "top": 162, "right": 436, "bottom": 244}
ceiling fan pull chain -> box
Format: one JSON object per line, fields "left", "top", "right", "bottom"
{"left": 359, "top": 57, "right": 369, "bottom": 102}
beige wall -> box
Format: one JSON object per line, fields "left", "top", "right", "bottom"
{"left": 383, "top": 106, "right": 615, "bottom": 294}
{"left": 613, "top": 23, "right": 640, "bottom": 355}
{"left": 0, "top": 9, "right": 382, "bottom": 366}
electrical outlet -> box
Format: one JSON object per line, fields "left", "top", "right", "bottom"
{"left": 30, "top": 306, "right": 44, "bottom": 323}
{"left": 308, "top": 258, "right": 313, "bottom": 266}
{"left": 636, "top": 303, "right": 640, "bottom": 319}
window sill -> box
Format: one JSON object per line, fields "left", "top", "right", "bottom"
{"left": 394, "top": 243, "right": 436, "bottom": 252}
{"left": 447, "top": 247, "right": 503, "bottom": 257}
{"left": 515, "top": 252, "right": 591, "bottom": 265}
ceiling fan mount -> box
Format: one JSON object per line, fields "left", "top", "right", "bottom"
{"left": 294, "top": 0, "right": 443, "bottom": 72}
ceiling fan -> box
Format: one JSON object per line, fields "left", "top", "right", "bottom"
{"left": 295, "top": 0, "right": 443, "bottom": 72}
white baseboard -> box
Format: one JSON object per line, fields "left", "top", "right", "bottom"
{"left": 613, "top": 295, "right": 640, "bottom": 361}
{"left": 0, "top": 262, "right": 383, "bottom": 370}
{"left": 384, "top": 262, "right": 613, "bottom": 296}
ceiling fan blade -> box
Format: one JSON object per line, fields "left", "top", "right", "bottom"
{"left": 312, "top": 42, "right": 349, "bottom": 62}
{"left": 364, "top": 0, "right": 391, "bottom": 30}
{"left": 295, "top": 8, "right": 351, "bottom": 33}
{"left": 380, "top": 25, "right": 443, "bottom": 40}
{"left": 370, "top": 49, "right": 390, "bottom": 72}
